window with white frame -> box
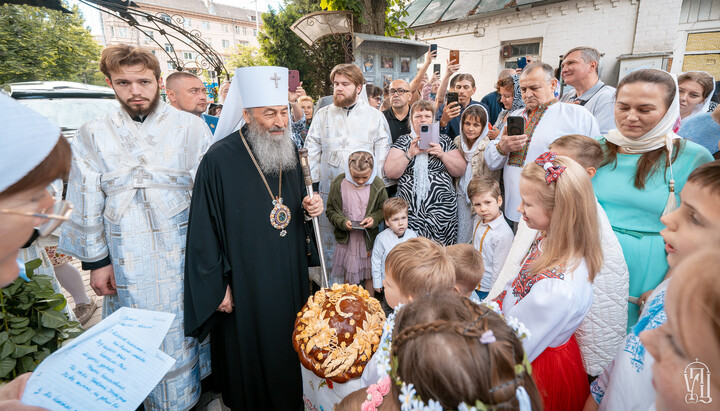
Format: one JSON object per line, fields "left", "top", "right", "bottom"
{"left": 167, "top": 61, "right": 174, "bottom": 70}
{"left": 222, "top": 24, "right": 229, "bottom": 32}
{"left": 253, "top": 28, "right": 257, "bottom": 37}
{"left": 501, "top": 40, "right": 542, "bottom": 69}
{"left": 235, "top": 26, "right": 242, "bottom": 34}
{"left": 202, "top": 21, "right": 210, "bottom": 29}
{"left": 160, "top": 14, "right": 171, "bottom": 23}
{"left": 165, "top": 44, "right": 174, "bottom": 53}
{"left": 184, "top": 18, "right": 192, "bottom": 27}
{"left": 118, "top": 27, "right": 128, "bottom": 37}
{"left": 222, "top": 39, "right": 230, "bottom": 48}
{"left": 183, "top": 52, "right": 194, "bottom": 60}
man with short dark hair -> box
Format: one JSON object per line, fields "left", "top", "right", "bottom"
{"left": 560, "top": 46, "right": 616, "bottom": 134}
{"left": 382, "top": 79, "right": 412, "bottom": 197}
{"left": 166, "top": 71, "right": 220, "bottom": 133}
{"left": 485, "top": 62, "right": 600, "bottom": 225}
{"left": 59, "top": 44, "right": 213, "bottom": 410}
{"left": 436, "top": 73, "right": 489, "bottom": 138}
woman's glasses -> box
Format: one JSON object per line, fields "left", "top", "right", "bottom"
{"left": 0, "top": 200, "right": 73, "bottom": 237}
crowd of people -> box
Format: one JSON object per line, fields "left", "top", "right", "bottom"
{"left": 0, "top": 41, "right": 719, "bottom": 411}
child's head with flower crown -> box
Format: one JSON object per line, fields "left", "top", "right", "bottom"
{"left": 337, "top": 293, "right": 542, "bottom": 410}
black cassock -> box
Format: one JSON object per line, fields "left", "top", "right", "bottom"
{"left": 184, "top": 127, "right": 309, "bottom": 410}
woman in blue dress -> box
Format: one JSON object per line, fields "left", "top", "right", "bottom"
{"left": 593, "top": 69, "right": 713, "bottom": 329}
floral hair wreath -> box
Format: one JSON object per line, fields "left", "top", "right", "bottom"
{"left": 368, "top": 301, "right": 534, "bottom": 411}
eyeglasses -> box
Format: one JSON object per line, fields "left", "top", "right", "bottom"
{"left": 389, "top": 89, "right": 409, "bottom": 95}
{"left": 0, "top": 200, "right": 73, "bottom": 237}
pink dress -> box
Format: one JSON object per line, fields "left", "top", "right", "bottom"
{"left": 331, "top": 179, "right": 371, "bottom": 284}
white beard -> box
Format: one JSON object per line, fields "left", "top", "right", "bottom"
{"left": 245, "top": 119, "right": 297, "bottom": 176}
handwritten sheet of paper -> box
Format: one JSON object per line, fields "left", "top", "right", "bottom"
{"left": 21, "top": 307, "right": 176, "bottom": 410}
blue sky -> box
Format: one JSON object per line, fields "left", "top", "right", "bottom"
{"left": 71, "top": 0, "right": 285, "bottom": 35}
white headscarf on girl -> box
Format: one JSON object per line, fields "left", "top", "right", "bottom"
{"left": 457, "top": 104, "right": 490, "bottom": 205}
{"left": 605, "top": 68, "right": 681, "bottom": 215}
{"left": 681, "top": 71, "right": 716, "bottom": 121}
{"left": 344, "top": 149, "right": 377, "bottom": 186}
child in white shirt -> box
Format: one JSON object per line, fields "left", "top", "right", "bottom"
{"left": 467, "top": 176, "right": 514, "bottom": 300}
{"left": 371, "top": 197, "right": 417, "bottom": 294}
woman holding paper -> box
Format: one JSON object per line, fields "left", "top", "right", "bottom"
{"left": 0, "top": 94, "right": 72, "bottom": 410}
{"left": 384, "top": 99, "right": 466, "bottom": 245}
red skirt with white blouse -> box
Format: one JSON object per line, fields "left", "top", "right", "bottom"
{"left": 531, "top": 334, "right": 588, "bottom": 411}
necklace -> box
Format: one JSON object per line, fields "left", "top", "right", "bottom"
{"left": 239, "top": 129, "right": 291, "bottom": 237}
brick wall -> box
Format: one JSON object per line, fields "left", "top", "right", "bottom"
{"left": 632, "top": 0, "right": 682, "bottom": 53}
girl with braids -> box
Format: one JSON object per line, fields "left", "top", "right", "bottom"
{"left": 337, "top": 293, "right": 542, "bottom": 410}
{"left": 326, "top": 150, "right": 388, "bottom": 293}
{"left": 495, "top": 152, "right": 602, "bottom": 411}
{"left": 593, "top": 69, "right": 713, "bottom": 329}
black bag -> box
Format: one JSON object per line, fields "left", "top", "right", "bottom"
{"left": 304, "top": 219, "right": 321, "bottom": 267}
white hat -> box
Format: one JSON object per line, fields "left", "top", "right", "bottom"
{"left": 214, "top": 66, "right": 289, "bottom": 142}
{"left": 0, "top": 94, "right": 61, "bottom": 193}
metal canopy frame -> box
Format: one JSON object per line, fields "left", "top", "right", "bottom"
{"left": 79, "top": 0, "right": 229, "bottom": 80}
{"left": 290, "top": 10, "right": 354, "bottom": 63}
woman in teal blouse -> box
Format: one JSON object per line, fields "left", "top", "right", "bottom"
{"left": 593, "top": 69, "right": 713, "bottom": 329}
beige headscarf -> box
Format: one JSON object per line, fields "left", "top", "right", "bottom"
{"left": 605, "top": 69, "right": 681, "bottom": 215}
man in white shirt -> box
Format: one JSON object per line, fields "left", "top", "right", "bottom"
{"left": 484, "top": 62, "right": 600, "bottom": 225}
{"left": 560, "top": 47, "right": 616, "bottom": 134}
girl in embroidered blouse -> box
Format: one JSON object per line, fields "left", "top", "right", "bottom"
{"left": 336, "top": 293, "right": 542, "bottom": 411}
{"left": 326, "top": 151, "right": 388, "bottom": 296}
{"left": 494, "top": 152, "right": 602, "bottom": 411}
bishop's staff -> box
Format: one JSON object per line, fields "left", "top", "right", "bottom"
{"left": 298, "top": 148, "right": 329, "bottom": 288}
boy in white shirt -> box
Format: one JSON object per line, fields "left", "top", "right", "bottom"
{"left": 467, "top": 176, "right": 514, "bottom": 300}
{"left": 371, "top": 198, "right": 417, "bottom": 297}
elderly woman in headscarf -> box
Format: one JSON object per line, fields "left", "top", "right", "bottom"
{"left": 487, "top": 74, "right": 525, "bottom": 140}
{"left": 384, "top": 100, "right": 466, "bottom": 245}
{"left": 593, "top": 69, "right": 713, "bottom": 329}
{"left": 0, "top": 94, "right": 73, "bottom": 409}
{"left": 454, "top": 104, "right": 502, "bottom": 243}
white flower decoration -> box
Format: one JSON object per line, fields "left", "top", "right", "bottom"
{"left": 425, "top": 399, "right": 443, "bottom": 411}
{"left": 399, "top": 383, "right": 417, "bottom": 411}
{"left": 483, "top": 300, "right": 501, "bottom": 314}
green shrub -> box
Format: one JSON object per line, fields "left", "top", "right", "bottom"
{"left": 0, "top": 259, "right": 84, "bottom": 381}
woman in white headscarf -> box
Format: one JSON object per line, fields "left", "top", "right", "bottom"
{"left": 454, "top": 104, "right": 502, "bottom": 243}
{"left": 677, "top": 71, "right": 715, "bottom": 124}
{"left": 593, "top": 69, "right": 713, "bottom": 329}
{"left": 0, "top": 94, "right": 73, "bottom": 409}
{"left": 384, "top": 100, "right": 466, "bottom": 245}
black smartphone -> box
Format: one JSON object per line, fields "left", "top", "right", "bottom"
{"left": 288, "top": 69, "right": 300, "bottom": 92}
{"left": 430, "top": 44, "right": 437, "bottom": 54}
{"left": 506, "top": 116, "right": 525, "bottom": 136}
{"left": 433, "top": 63, "right": 441, "bottom": 75}
{"left": 516, "top": 57, "right": 527, "bottom": 70}
{"left": 446, "top": 91, "right": 459, "bottom": 106}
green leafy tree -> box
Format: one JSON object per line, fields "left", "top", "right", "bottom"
{"left": 226, "top": 44, "right": 270, "bottom": 71}
{"left": 320, "top": 0, "right": 412, "bottom": 37}
{"left": 259, "top": 0, "right": 345, "bottom": 99}
{"left": 0, "top": 3, "right": 102, "bottom": 84}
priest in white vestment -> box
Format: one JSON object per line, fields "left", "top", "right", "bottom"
{"left": 305, "top": 63, "right": 392, "bottom": 284}
{"left": 485, "top": 62, "right": 600, "bottom": 223}
{"left": 58, "top": 45, "right": 213, "bottom": 411}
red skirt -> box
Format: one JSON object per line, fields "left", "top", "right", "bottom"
{"left": 531, "top": 335, "right": 588, "bottom": 411}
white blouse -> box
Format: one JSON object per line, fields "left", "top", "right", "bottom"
{"left": 497, "top": 236, "right": 593, "bottom": 362}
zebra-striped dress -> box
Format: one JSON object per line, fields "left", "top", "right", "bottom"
{"left": 393, "top": 133, "right": 458, "bottom": 245}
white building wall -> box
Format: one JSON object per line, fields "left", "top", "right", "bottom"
{"left": 632, "top": 0, "right": 682, "bottom": 54}
{"left": 413, "top": 0, "right": 641, "bottom": 96}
